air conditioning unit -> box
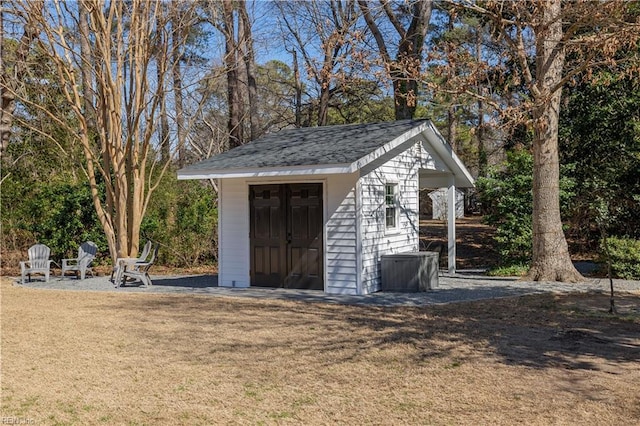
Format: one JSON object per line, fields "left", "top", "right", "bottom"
{"left": 381, "top": 252, "right": 439, "bottom": 292}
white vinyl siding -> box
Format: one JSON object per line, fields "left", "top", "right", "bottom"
{"left": 218, "top": 178, "right": 250, "bottom": 288}
{"left": 324, "top": 173, "right": 359, "bottom": 294}
{"left": 358, "top": 141, "right": 423, "bottom": 294}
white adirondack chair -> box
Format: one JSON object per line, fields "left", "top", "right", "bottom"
{"left": 61, "top": 241, "right": 98, "bottom": 280}
{"left": 119, "top": 243, "right": 159, "bottom": 287}
{"left": 110, "top": 240, "right": 153, "bottom": 283}
{"left": 20, "top": 244, "right": 54, "bottom": 284}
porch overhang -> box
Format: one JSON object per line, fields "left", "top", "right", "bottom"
{"left": 419, "top": 170, "right": 470, "bottom": 275}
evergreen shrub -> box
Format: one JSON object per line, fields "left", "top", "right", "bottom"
{"left": 603, "top": 237, "right": 640, "bottom": 279}
{"left": 142, "top": 178, "right": 217, "bottom": 267}
{"left": 477, "top": 149, "right": 574, "bottom": 267}
{"left": 476, "top": 150, "right": 533, "bottom": 265}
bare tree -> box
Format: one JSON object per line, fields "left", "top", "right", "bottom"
{"left": 162, "top": 0, "right": 209, "bottom": 166}
{"left": 276, "top": 0, "right": 360, "bottom": 126}
{"left": 358, "top": 0, "right": 433, "bottom": 120}
{"left": 170, "top": 0, "right": 188, "bottom": 165}
{"left": 204, "top": 0, "right": 258, "bottom": 148}
{"left": 5, "top": 0, "right": 202, "bottom": 261}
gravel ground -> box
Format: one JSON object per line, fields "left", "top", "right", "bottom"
{"left": 12, "top": 271, "right": 640, "bottom": 307}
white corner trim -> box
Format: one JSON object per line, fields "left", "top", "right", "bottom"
{"left": 355, "top": 177, "right": 363, "bottom": 296}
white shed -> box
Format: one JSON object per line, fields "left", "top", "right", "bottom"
{"left": 429, "top": 188, "right": 465, "bottom": 220}
{"left": 178, "top": 119, "right": 474, "bottom": 295}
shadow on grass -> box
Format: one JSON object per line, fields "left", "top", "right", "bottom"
{"left": 100, "top": 288, "right": 640, "bottom": 373}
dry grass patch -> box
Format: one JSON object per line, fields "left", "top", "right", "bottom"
{"left": 1, "top": 278, "right": 639, "bottom": 425}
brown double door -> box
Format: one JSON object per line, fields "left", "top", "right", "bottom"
{"left": 249, "top": 183, "right": 323, "bottom": 290}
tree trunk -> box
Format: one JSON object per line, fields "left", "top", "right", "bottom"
{"left": 172, "top": 25, "right": 186, "bottom": 165}
{"left": 159, "top": 62, "right": 170, "bottom": 163}
{"left": 290, "top": 48, "right": 302, "bottom": 128}
{"left": 79, "top": 1, "right": 121, "bottom": 258}
{"left": 1, "top": 3, "right": 41, "bottom": 157}
{"left": 318, "top": 75, "right": 330, "bottom": 126}
{"left": 447, "top": 105, "right": 457, "bottom": 151}
{"left": 156, "top": 12, "right": 170, "bottom": 163}
{"left": 222, "top": 0, "right": 242, "bottom": 149}
{"left": 392, "top": 77, "right": 415, "bottom": 120}
{"left": 476, "top": 30, "right": 487, "bottom": 176}
{"left": 238, "top": 2, "right": 258, "bottom": 141}
{"left": 529, "top": 101, "right": 582, "bottom": 281}
{"left": 0, "top": 2, "right": 8, "bottom": 157}
{"left": 526, "top": 0, "right": 582, "bottom": 282}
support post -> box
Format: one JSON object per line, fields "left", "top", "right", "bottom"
{"left": 447, "top": 177, "right": 456, "bottom": 274}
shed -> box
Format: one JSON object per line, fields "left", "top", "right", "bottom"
{"left": 178, "top": 119, "right": 474, "bottom": 295}
{"left": 429, "top": 188, "right": 465, "bottom": 220}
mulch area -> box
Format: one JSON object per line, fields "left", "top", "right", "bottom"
{"left": 420, "top": 215, "right": 500, "bottom": 269}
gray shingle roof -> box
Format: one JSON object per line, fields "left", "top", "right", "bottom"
{"left": 180, "top": 119, "right": 428, "bottom": 173}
